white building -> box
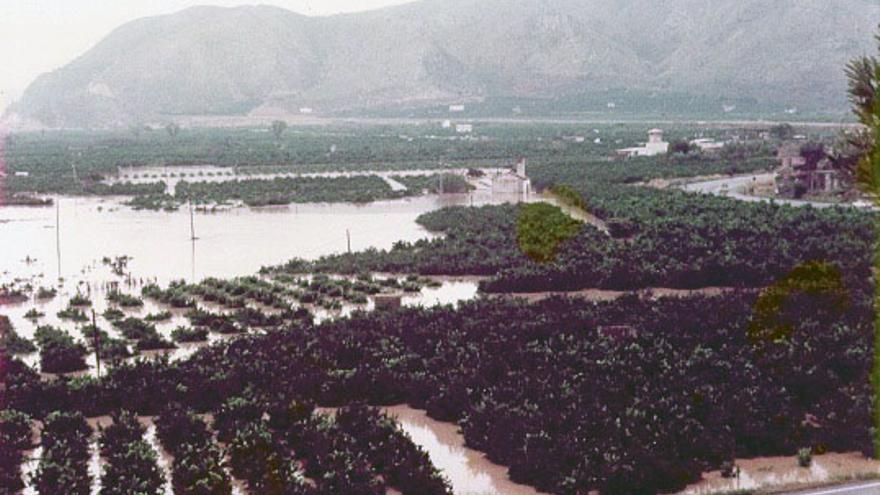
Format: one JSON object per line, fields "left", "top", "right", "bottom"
{"left": 492, "top": 159, "right": 530, "bottom": 195}
{"left": 441, "top": 120, "right": 452, "bottom": 129}
{"left": 455, "top": 124, "right": 473, "bottom": 134}
{"left": 449, "top": 104, "right": 466, "bottom": 113}
{"left": 299, "top": 107, "right": 314, "bottom": 114}
{"left": 690, "top": 138, "right": 725, "bottom": 152}
{"left": 616, "top": 129, "right": 669, "bottom": 158}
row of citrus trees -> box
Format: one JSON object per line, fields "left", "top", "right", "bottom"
{"left": 0, "top": 401, "right": 450, "bottom": 494}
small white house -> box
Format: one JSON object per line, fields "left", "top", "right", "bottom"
{"left": 455, "top": 124, "right": 473, "bottom": 134}
{"left": 441, "top": 120, "right": 452, "bottom": 129}
{"left": 449, "top": 104, "right": 466, "bottom": 113}
{"left": 616, "top": 129, "right": 669, "bottom": 158}
{"left": 14, "top": 171, "right": 29, "bottom": 177}
{"left": 299, "top": 107, "right": 314, "bottom": 114}
{"left": 690, "top": 138, "right": 725, "bottom": 152}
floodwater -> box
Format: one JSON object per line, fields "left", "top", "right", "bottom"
{"left": 0, "top": 186, "right": 525, "bottom": 375}
{"left": 0, "top": 187, "right": 522, "bottom": 285}
{"left": 385, "top": 406, "right": 546, "bottom": 495}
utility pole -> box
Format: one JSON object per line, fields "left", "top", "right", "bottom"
{"left": 346, "top": 229, "right": 351, "bottom": 254}
{"left": 189, "top": 200, "right": 198, "bottom": 241}
{"left": 91, "top": 309, "right": 101, "bottom": 377}
{"left": 55, "top": 201, "right": 61, "bottom": 282}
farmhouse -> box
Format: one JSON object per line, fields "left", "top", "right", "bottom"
{"left": 616, "top": 129, "right": 669, "bottom": 158}
{"left": 492, "top": 158, "right": 530, "bottom": 195}
{"left": 455, "top": 124, "right": 473, "bottom": 134}
{"left": 777, "top": 143, "right": 806, "bottom": 170}
{"left": 776, "top": 144, "right": 842, "bottom": 196}
{"left": 690, "top": 138, "right": 725, "bottom": 152}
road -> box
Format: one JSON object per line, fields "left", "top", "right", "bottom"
{"left": 680, "top": 173, "right": 877, "bottom": 211}
{"left": 785, "top": 481, "right": 880, "bottom": 495}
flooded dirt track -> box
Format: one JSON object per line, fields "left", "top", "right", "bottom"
{"left": 385, "top": 406, "right": 549, "bottom": 495}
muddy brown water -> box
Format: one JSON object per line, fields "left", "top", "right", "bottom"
{"left": 385, "top": 406, "right": 548, "bottom": 495}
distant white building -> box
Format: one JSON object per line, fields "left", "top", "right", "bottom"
{"left": 441, "top": 120, "right": 452, "bottom": 129}
{"left": 455, "top": 124, "right": 473, "bottom": 134}
{"left": 616, "top": 129, "right": 669, "bottom": 158}
{"left": 690, "top": 138, "right": 725, "bottom": 152}
{"left": 492, "top": 158, "right": 530, "bottom": 195}
{"left": 449, "top": 104, "right": 466, "bottom": 113}
{"left": 14, "top": 171, "right": 29, "bottom": 177}
{"left": 299, "top": 107, "right": 314, "bottom": 114}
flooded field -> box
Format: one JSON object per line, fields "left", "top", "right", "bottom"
{"left": 107, "top": 165, "right": 508, "bottom": 195}
{"left": 0, "top": 180, "right": 577, "bottom": 495}
{"left": 0, "top": 186, "right": 525, "bottom": 285}
{"left": 0, "top": 184, "right": 521, "bottom": 377}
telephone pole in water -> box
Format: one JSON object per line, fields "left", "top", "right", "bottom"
{"left": 56, "top": 201, "right": 61, "bottom": 282}
{"left": 91, "top": 309, "right": 101, "bottom": 377}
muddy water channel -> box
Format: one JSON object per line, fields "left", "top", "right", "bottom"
{"left": 386, "top": 406, "right": 547, "bottom": 495}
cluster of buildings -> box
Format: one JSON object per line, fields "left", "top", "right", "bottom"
{"left": 615, "top": 129, "right": 670, "bottom": 158}
{"left": 441, "top": 120, "right": 473, "bottom": 134}
{"left": 615, "top": 129, "right": 726, "bottom": 158}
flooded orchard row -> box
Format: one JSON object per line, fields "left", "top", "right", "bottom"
{"left": 105, "top": 165, "right": 510, "bottom": 195}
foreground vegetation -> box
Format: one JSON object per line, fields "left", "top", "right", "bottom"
{"left": 2, "top": 285, "right": 871, "bottom": 494}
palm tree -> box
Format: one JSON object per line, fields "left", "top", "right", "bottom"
{"left": 850, "top": 26, "right": 880, "bottom": 460}
{"left": 844, "top": 28, "right": 879, "bottom": 195}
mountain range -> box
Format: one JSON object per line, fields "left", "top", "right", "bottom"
{"left": 8, "top": 0, "right": 880, "bottom": 127}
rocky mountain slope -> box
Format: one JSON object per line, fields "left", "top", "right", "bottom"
{"left": 9, "top": 0, "right": 880, "bottom": 126}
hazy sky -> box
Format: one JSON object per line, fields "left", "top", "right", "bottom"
{"left": 0, "top": 0, "right": 418, "bottom": 112}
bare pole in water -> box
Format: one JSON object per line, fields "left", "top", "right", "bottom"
{"left": 191, "top": 236, "right": 196, "bottom": 282}
{"left": 92, "top": 309, "right": 101, "bottom": 377}
{"left": 55, "top": 201, "right": 61, "bottom": 282}
{"left": 189, "top": 200, "right": 197, "bottom": 241}
{"left": 347, "top": 229, "right": 351, "bottom": 254}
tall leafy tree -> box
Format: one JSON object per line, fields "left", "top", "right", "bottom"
{"left": 271, "top": 120, "right": 288, "bottom": 140}
{"left": 849, "top": 26, "right": 880, "bottom": 457}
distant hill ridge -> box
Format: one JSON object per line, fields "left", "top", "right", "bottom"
{"left": 8, "top": 0, "right": 880, "bottom": 127}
